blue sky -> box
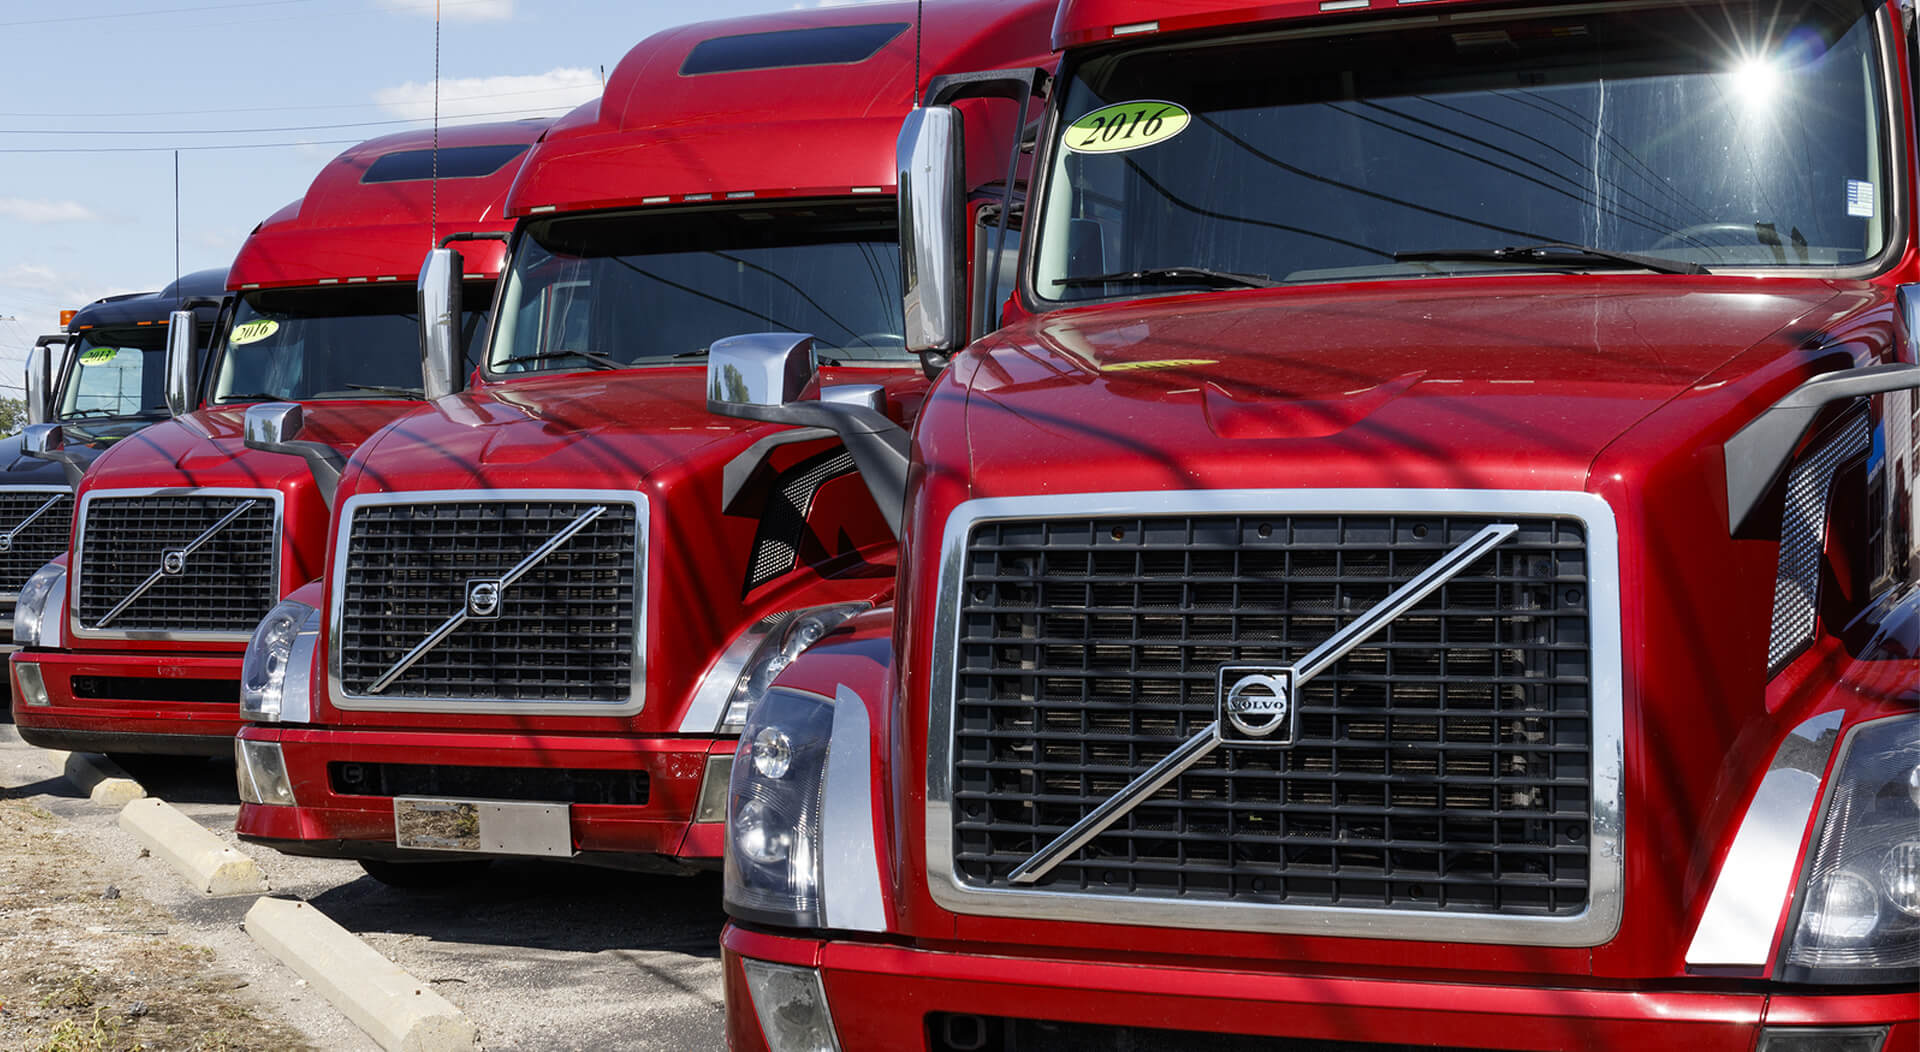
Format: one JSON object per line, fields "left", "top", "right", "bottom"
{"left": 0, "top": 0, "right": 865, "bottom": 390}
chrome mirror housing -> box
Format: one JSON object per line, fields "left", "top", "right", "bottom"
{"left": 243, "top": 402, "right": 305, "bottom": 447}
{"left": 164, "top": 309, "right": 198, "bottom": 416}
{"left": 24, "top": 337, "right": 59, "bottom": 426}
{"left": 707, "top": 333, "right": 819, "bottom": 410}
{"left": 898, "top": 105, "right": 967, "bottom": 358}
{"left": 417, "top": 248, "right": 465, "bottom": 401}
{"left": 22, "top": 422, "right": 64, "bottom": 457}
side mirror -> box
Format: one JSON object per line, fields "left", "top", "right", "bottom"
{"left": 243, "top": 402, "right": 304, "bottom": 446}
{"left": 164, "top": 309, "right": 198, "bottom": 416}
{"left": 25, "top": 337, "right": 61, "bottom": 426}
{"left": 417, "top": 247, "right": 466, "bottom": 400}
{"left": 708, "top": 331, "right": 908, "bottom": 539}
{"left": 242, "top": 401, "right": 343, "bottom": 509}
{"left": 898, "top": 105, "right": 968, "bottom": 361}
{"left": 706, "top": 332, "right": 819, "bottom": 409}
{"left": 22, "top": 423, "right": 87, "bottom": 489}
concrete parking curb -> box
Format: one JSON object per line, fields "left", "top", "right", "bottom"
{"left": 53, "top": 750, "right": 148, "bottom": 807}
{"left": 245, "top": 897, "right": 479, "bottom": 1052}
{"left": 116, "top": 797, "right": 269, "bottom": 896}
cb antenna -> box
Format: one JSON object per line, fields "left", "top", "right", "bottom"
{"left": 430, "top": 0, "right": 441, "bottom": 247}
{"left": 913, "top": 0, "right": 923, "bottom": 103}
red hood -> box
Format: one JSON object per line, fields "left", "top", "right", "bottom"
{"left": 81, "top": 401, "right": 409, "bottom": 494}
{"left": 346, "top": 365, "right": 925, "bottom": 493}
{"left": 957, "top": 276, "right": 1859, "bottom": 496}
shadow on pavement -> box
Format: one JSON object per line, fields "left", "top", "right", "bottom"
{"left": 108, "top": 754, "right": 241, "bottom": 806}
{"left": 308, "top": 862, "right": 728, "bottom": 958}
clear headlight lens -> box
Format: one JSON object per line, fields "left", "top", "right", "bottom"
{"left": 715, "top": 604, "right": 866, "bottom": 733}
{"left": 12, "top": 562, "right": 64, "bottom": 647}
{"left": 1782, "top": 715, "right": 1920, "bottom": 982}
{"left": 724, "top": 686, "right": 834, "bottom": 927}
{"left": 240, "top": 600, "right": 317, "bottom": 722}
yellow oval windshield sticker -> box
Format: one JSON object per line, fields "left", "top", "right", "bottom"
{"left": 230, "top": 319, "right": 279, "bottom": 346}
{"left": 78, "top": 346, "right": 118, "bottom": 366}
{"left": 1063, "top": 101, "right": 1190, "bottom": 155}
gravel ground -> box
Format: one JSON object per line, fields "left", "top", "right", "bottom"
{"left": 1, "top": 726, "right": 728, "bottom": 1050}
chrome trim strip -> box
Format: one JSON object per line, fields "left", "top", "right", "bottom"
{"left": 364, "top": 505, "right": 607, "bottom": 694}
{"left": 680, "top": 612, "right": 786, "bottom": 734}
{"left": 1685, "top": 710, "right": 1844, "bottom": 968}
{"left": 95, "top": 498, "right": 258, "bottom": 628}
{"left": 327, "top": 487, "right": 649, "bottom": 716}
{"left": 280, "top": 607, "right": 321, "bottom": 724}
{"left": 1005, "top": 522, "right": 1520, "bottom": 886}
{"left": 926, "top": 488, "right": 1626, "bottom": 946}
{"left": 822, "top": 683, "right": 886, "bottom": 933}
{"left": 69, "top": 486, "right": 285, "bottom": 642}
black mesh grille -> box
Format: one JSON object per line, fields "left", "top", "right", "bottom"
{"left": 928, "top": 1015, "right": 1513, "bottom": 1052}
{"left": 744, "top": 448, "right": 856, "bottom": 593}
{"left": 0, "top": 489, "right": 73, "bottom": 619}
{"left": 329, "top": 761, "right": 649, "bottom": 805}
{"left": 337, "top": 499, "right": 639, "bottom": 702}
{"left": 950, "top": 513, "right": 1593, "bottom": 916}
{"left": 75, "top": 494, "right": 278, "bottom": 633}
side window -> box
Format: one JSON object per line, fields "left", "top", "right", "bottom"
{"left": 970, "top": 199, "right": 1024, "bottom": 341}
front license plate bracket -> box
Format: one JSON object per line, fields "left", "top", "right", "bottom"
{"left": 393, "top": 797, "right": 574, "bottom": 857}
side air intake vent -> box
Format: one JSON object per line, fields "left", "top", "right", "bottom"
{"left": 1767, "top": 411, "right": 1871, "bottom": 674}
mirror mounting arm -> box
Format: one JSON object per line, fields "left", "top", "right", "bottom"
{"left": 710, "top": 400, "right": 910, "bottom": 539}
{"left": 240, "top": 403, "right": 344, "bottom": 509}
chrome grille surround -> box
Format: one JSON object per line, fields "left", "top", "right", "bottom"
{"left": 925, "top": 489, "right": 1625, "bottom": 946}
{"left": 327, "top": 489, "right": 648, "bottom": 716}
{"left": 70, "top": 488, "right": 284, "bottom": 641}
{"left": 0, "top": 486, "right": 75, "bottom": 628}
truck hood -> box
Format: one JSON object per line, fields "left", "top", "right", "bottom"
{"left": 82, "top": 401, "right": 408, "bottom": 493}
{"left": 350, "top": 365, "right": 924, "bottom": 493}
{"left": 960, "top": 277, "right": 1853, "bottom": 494}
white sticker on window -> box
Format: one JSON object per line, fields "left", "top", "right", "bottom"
{"left": 1846, "top": 180, "right": 1875, "bottom": 218}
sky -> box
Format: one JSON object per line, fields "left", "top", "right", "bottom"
{"left": 0, "top": 0, "right": 875, "bottom": 392}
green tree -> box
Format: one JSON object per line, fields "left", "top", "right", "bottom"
{"left": 0, "top": 396, "right": 25, "bottom": 436}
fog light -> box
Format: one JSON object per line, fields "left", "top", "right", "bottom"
{"left": 1805, "top": 870, "right": 1881, "bottom": 945}
{"left": 694, "top": 754, "right": 732, "bottom": 823}
{"left": 740, "top": 958, "right": 840, "bottom": 1052}
{"left": 1755, "top": 1026, "right": 1886, "bottom": 1052}
{"left": 13, "top": 661, "right": 49, "bottom": 707}
{"left": 234, "top": 738, "right": 295, "bottom": 806}
{"left": 735, "top": 798, "right": 790, "bottom": 864}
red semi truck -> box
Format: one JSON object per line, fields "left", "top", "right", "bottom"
{"left": 229, "top": 1, "right": 1053, "bottom": 884}
{"left": 9, "top": 120, "right": 543, "bottom": 758}
{"left": 719, "top": 0, "right": 1920, "bottom": 1048}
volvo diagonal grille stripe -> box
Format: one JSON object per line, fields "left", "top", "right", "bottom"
{"left": 1006, "top": 523, "right": 1520, "bottom": 886}
{"left": 365, "top": 505, "right": 607, "bottom": 694}
{"left": 95, "top": 499, "right": 259, "bottom": 629}
{"left": 2, "top": 493, "right": 67, "bottom": 551}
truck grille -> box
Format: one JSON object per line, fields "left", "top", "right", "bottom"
{"left": 74, "top": 492, "right": 279, "bottom": 635}
{"left": 948, "top": 511, "right": 1594, "bottom": 918}
{"left": 335, "top": 496, "right": 641, "bottom": 704}
{"left": 0, "top": 488, "right": 73, "bottom": 620}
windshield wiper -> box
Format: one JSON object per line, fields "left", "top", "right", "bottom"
{"left": 508, "top": 350, "right": 621, "bottom": 371}
{"left": 217, "top": 392, "right": 284, "bottom": 404}
{"left": 1054, "top": 266, "right": 1279, "bottom": 290}
{"left": 59, "top": 408, "right": 123, "bottom": 418}
{"left": 333, "top": 383, "right": 424, "bottom": 399}
{"left": 1393, "top": 242, "right": 1707, "bottom": 276}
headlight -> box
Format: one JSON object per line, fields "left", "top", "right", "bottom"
{"left": 689, "top": 603, "right": 866, "bottom": 735}
{"left": 724, "top": 686, "right": 835, "bottom": 927}
{"left": 240, "top": 600, "right": 318, "bottom": 723}
{"left": 12, "top": 561, "right": 64, "bottom": 647}
{"left": 1781, "top": 714, "right": 1920, "bottom": 982}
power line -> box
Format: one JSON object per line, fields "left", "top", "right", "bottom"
{"left": 0, "top": 82, "right": 595, "bottom": 119}
{"left": 0, "top": 138, "right": 363, "bottom": 154}
{"left": 0, "top": 0, "right": 324, "bottom": 29}
{"left": 0, "top": 104, "right": 576, "bottom": 136}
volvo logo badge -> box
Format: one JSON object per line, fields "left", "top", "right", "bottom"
{"left": 0, "top": 534, "right": 12, "bottom": 553}
{"left": 465, "top": 579, "right": 502, "bottom": 619}
{"left": 160, "top": 550, "right": 188, "bottom": 576}
{"left": 1217, "top": 666, "right": 1296, "bottom": 745}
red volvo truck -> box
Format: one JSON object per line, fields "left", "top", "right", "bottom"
{"left": 229, "top": 0, "right": 1053, "bottom": 885}
{"left": 9, "top": 120, "right": 543, "bottom": 757}
{"left": 3, "top": 270, "right": 227, "bottom": 650}
{"left": 719, "top": 0, "right": 1920, "bottom": 1048}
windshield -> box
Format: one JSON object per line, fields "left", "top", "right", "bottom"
{"left": 207, "top": 284, "right": 490, "bottom": 404}
{"left": 1033, "top": 0, "right": 1893, "bottom": 300}
{"left": 490, "top": 202, "right": 905, "bottom": 375}
{"left": 58, "top": 327, "right": 168, "bottom": 420}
